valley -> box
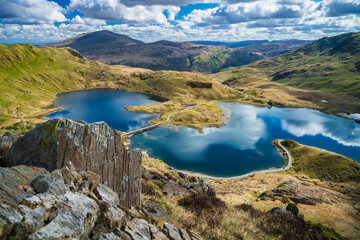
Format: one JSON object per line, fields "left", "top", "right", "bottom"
{"left": 0, "top": 30, "right": 360, "bottom": 240}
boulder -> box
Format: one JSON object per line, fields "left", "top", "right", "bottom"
{"left": 149, "top": 224, "right": 169, "bottom": 240}
{"left": 94, "top": 184, "right": 120, "bottom": 206}
{"left": 163, "top": 222, "right": 182, "bottom": 240}
{"left": 0, "top": 165, "right": 47, "bottom": 208}
{"left": 29, "top": 192, "right": 99, "bottom": 240}
{"left": 268, "top": 207, "right": 293, "bottom": 215}
{"left": 4, "top": 119, "right": 142, "bottom": 208}
{"left": 200, "top": 179, "right": 216, "bottom": 196}
{"left": 286, "top": 203, "right": 299, "bottom": 216}
{"left": 0, "top": 132, "right": 21, "bottom": 159}
{"left": 125, "top": 218, "right": 151, "bottom": 240}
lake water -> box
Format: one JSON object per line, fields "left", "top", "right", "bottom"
{"left": 45, "top": 89, "right": 159, "bottom": 132}
{"left": 46, "top": 90, "right": 360, "bottom": 177}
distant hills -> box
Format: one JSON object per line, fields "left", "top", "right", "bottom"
{"left": 48, "top": 30, "right": 309, "bottom": 73}
{"left": 189, "top": 40, "right": 269, "bottom": 48}
{"left": 216, "top": 32, "right": 360, "bottom": 97}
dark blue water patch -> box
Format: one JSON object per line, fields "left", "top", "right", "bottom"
{"left": 44, "top": 89, "right": 160, "bottom": 132}
{"left": 130, "top": 104, "right": 360, "bottom": 177}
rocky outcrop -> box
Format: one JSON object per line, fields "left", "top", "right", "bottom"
{"left": 0, "top": 132, "right": 21, "bottom": 159}
{"left": 258, "top": 180, "right": 328, "bottom": 205}
{"left": 4, "top": 119, "right": 142, "bottom": 208}
{"left": 0, "top": 162, "right": 202, "bottom": 240}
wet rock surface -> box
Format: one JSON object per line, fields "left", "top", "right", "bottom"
{"left": 4, "top": 119, "right": 142, "bottom": 208}
{"left": 0, "top": 162, "right": 202, "bottom": 240}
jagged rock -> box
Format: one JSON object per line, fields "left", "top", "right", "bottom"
{"left": 0, "top": 165, "right": 47, "bottom": 208}
{"left": 163, "top": 222, "right": 182, "bottom": 240}
{"left": 0, "top": 203, "right": 23, "bottom": 236}
{"left": 268, "top": 207, "right": 293, "bottom": 215}
{"left": 29, "top": 192, "right": 99, "bottom": 239}
{"left": 200, "top": 179, "right": 216, "bottom": 196}
{"left": 4, "top": 119, "right": 142, "bottom": 208}
{"left": 31, "top": 170, "right": 68, "bottom": 195}
{"left": 145, "top": 202, "right": 170, "bottom": 220}
{"left": 0, "top": 132, "right": 20, "bottom": 159}
{"left": 188, "top": 230, "right": 203, "bottom": 240}
{"left": 149, "top": 224, "right": 169, "bottom": 240}
{"left": 18, "top": 205, "right": 47, "bottom": 233}
{"left": 94, "top": 184, "right": 120, "bottom": 206}
{"left": 179, "top": 229, "right": 191, "bottom": 240}
{"left": 125, "top": 218, "right": 151, "bottom": 240}
{"left": 98, "top": 232, "right": 122, "bottom": 240}
{"left": 286, "top": 203, "right": 299, "bottom": 216}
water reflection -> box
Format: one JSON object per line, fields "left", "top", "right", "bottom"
{"left": 131, "top": 103, "right": 360, "bottom": 176}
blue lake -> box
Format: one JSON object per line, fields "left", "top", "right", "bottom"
{"left": 46, "top": 90, "right": 360, "bottom": 177}
{"left": 45, "top": 89, "right": 159, "bottom": 132}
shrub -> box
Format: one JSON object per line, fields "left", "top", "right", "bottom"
{"left": 178, "top": 195, "right": 226, "bottom": 227}
{"left": 235, "top": 204, "right": 329, "bottom": 240}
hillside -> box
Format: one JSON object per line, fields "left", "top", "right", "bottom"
{"left": 49, "top": 30, "right": 263, "bottom": 73}
{"left": 216, "top": 32, "right": 360, "bottom": 98}
{"left": 240, "top": 40, "right": 313, "bottom": 58}
{"left": 0, "top": 43, "right": 240, "bottom": 133}
{"left": 189, "top": 40, "right": 269, "bottom": 48}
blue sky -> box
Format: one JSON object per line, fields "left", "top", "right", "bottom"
{"left": 0, "top": 0, "right": 359, "bottom": 44}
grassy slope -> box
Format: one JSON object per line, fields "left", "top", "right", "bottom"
{"left": 214, "top": 32, "right": 360, "bottom": 97}
{"left": 280, "top": 139, "right": 360, "bottom": 182}
{"left": 0, "top": 44, "right": 240, "bottom": 133}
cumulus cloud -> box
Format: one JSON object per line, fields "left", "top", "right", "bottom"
{"left": 0, "top": 0, "right": 360, "bottom": 44}
{"left": 68, "top": 0, "right": 180, "bottom": 24}
{"left": 325, "top": 0, "right": 360, "bottom": 17}
{"left": 0, "top": 0, "right": 66, "bottom": 24}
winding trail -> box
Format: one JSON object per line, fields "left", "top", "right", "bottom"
{"left": 177, "top": 139, "right": 293, "bottom": 180}
{"left": 121, "top": 94, "right": 248, "bottom": 137}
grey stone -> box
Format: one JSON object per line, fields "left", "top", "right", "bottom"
{"left": 200, "top": 179, "right": 216, "bottom": 196}
{"left": 94, "top": 184, "right": 120, "bottom": 206}
{"left": 5, "top": 119, "right": 142, "bottom": 208}
{"left": 30, "top": 192, "right": 99, "bottom": 239}
{"left": 188, "top": 230, "right": 203, "bottom": 240}
{"left": 149, "top": 224, "right": 169, "bottom": 240}
{"left": 125, "top": 218, "right": 151, "bottom": 240}
{"left": 0, "top": 203, "right": 23, "bottom": 237}
{"left": 163, "top": 222, "right": 182, "bottom": 240}
{"left": 268, "top": 207, "right": 293, "bottom": 215}
{"left": 179, "top": 229, "right": 191, "bottom": 240}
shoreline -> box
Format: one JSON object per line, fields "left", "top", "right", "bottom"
{"left": 174, "top": 139, "right": 292, "bottom": 180}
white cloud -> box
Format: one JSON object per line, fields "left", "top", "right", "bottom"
{"left": 69, "top": 0, "right": 180, "bottom": 24}
{"left": 0, "top": 0, "right": 66, "bottom": 24}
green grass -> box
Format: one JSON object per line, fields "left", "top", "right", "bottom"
{"left": 0, "top": 43, "right": 240, "bottom": 133}
{"left": 280, "top": 139, "right": 360, "bottom": 182}
{"left": 214, "top": 32, "right": 360, "bottom": 97}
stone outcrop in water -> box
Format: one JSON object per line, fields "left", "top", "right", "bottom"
{"left": 3, "top": 119, "right": 141, "bottom": 208}
{"left": 0, "top": 162, "right": 202, "bottom": 240}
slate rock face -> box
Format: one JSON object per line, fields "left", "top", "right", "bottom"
{"left": 0, "top": 132, "right": 21, "bottom": 159}
{"left": 4, "top": 119, "right": 142, "bottom": 208}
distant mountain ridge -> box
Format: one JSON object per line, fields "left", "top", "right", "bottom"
{"left": 48, "top": 30, "right": 308, "bottom": 73}
{"left": 189, "top": 40, "right": 269, "bottom": 48}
